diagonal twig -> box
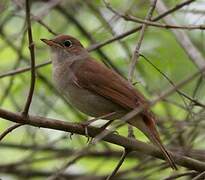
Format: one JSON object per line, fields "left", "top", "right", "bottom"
{"left": 106, "top": 149, "right": 130, "bottom": 180}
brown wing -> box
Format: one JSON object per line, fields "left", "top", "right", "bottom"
{"left": 73, "top": 59, "right": 147, "bottom": 110}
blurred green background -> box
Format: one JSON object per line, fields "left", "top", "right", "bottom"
{"left": 0, "top": 0, "right": 205, "bottom": 179}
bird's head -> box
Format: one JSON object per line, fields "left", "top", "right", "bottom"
{"left": 41, "top": 35, "right": 88, "bottom": 65}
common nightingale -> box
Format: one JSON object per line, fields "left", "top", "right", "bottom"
{"left": 41, "top": 35, "right": 177, "bottom": 170}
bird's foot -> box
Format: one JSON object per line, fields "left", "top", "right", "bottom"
{"left": 80, "top": 123, "right": 90, "bottom": 143}
{"left": 80, "top": 120, "right": 96, "bottom": 143}
{"left": 80, "top": 113, "right": 116, "bottom": 143}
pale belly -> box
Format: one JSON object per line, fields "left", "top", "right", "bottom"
{"left": 63, "top": 85, "right": 126, "bottom": 119}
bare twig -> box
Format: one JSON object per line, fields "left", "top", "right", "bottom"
{"left": 106, "top": 149, "right": 130, "bottom": 180}
{"left": 110, "top": 10, "right": 205, "bottom": 30}
{"left": 32, "top": 15, "right": 58, "bottom": 35}
{"left": 154, "top": 0, "right": 196, "bottom": 21}
{"left": 127, "top": 0, "right": 158, "bottom": 81}
{"left": 22, "top": 0, "right": 36, "bottom": 115}
{"left": 0, "top": 61, "right": 50, "bottom": 79}
{"left": 0, "top": 124, "right": 22, "bottom": 141}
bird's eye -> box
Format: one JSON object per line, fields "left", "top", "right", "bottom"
{"left": 63, "top": 40, "right": 72, "bottom": 47}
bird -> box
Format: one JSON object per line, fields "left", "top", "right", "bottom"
{"left": 41, "top": 34, "right": 177, "bottom": 170}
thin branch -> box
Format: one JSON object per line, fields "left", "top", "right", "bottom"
{"left": 0, "top": 124, "right": 22, "bottom": 141}
{"left": 0, "top": 61, "right": 50, "bottom": 79}
{"left": 106, "top": 149, "right": 130, "bottom": 180}
{"left": 154, "top": 0, "right": 196, "bottom": 21}
{"left": 22, "top": 0, "right": 36, "bottom": 115}
{"left": 31, "top": 15, "right": 58, "bottom": 35}
{"left": 110, "top": 9, "right": 205, "bottom": 30}
{"left": 127, "top": 0, "right": 158, "bottom": 81}
{"left": 12, "top": 0, "right": 58, "bottom": 36}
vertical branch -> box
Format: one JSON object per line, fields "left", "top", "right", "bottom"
{"left": 22, "top": 0, "right": 36, "bottom": 116}
{"left": 128, "top": 0, "right": 158, "bottom": 82}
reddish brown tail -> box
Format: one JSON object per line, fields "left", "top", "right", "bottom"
{"left": 129, "top": 115, "right": 177, "bottom": 170}
{"left": 147, "top": 123, "right": 177, "bottom": 170}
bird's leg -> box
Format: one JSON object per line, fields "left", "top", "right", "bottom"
{"left": 80, "top": 118, "right": 97, "bottom": 143}
{"left": 80, "top": 112, "right": 117, "bottom": 142}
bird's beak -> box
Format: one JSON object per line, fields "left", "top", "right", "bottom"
{"left": 41, "top": 39, "right": 56, "bottom": 46}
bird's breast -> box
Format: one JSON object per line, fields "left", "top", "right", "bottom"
{"left": 53, "top": 67, "right": 125, "bottom": 119}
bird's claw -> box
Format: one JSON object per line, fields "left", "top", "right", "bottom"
{"left": 84, "top": 126, "right": 91, "bottom": 143}
{"left": 80, "top": 119, "right": 116, "bottom": 143}
{"left": 80, "top": 122, "right": 91, "bottom": 143}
